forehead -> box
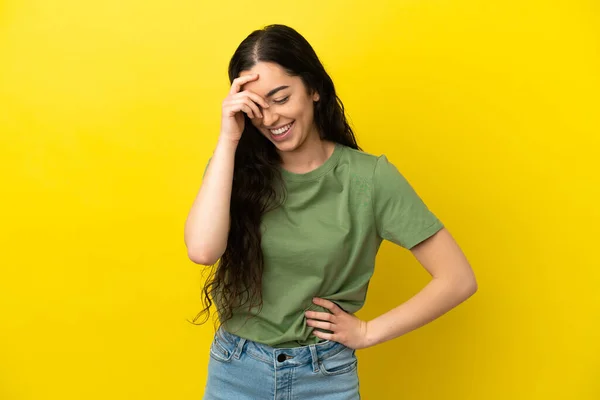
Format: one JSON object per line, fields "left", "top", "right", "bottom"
{"left": 240, "top": 62, "right": 299, "bottom": 96}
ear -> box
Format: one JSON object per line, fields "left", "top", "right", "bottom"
{"left": 312, "top": 90, "right": 320, "bottom": 102}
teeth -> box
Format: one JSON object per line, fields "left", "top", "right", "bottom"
{"left": 270, "top": 123, "right": 292, "bottom": 135}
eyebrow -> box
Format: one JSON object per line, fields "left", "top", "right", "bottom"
{"left": 265, "top": 85, "right": 289, "bottom": 98}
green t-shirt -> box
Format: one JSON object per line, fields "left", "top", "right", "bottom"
{"left": 205, "top": 143, "right": 444, "bottom": 348}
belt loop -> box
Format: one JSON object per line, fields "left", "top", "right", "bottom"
{"left": 309, "top": 344, "right": 319, "bottom": 373}
{"left": 233, "top": 337, "right": 246, "bottom": 360}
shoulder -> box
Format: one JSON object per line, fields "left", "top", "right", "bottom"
{"left": 338, "top": 145, "right": 381, "bottom": 178}
{"left": 338, "top": 145, "right": 397, "bottom": 182}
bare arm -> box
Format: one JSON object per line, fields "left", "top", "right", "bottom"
{"left": 184, "top": 139, "right": 237, "bottom": 265}
{"left": 184, "top": 73, "right": 270, "bottom": 265}
{"left": 307, "top": 227, "right": 477, "bottom": 349}
{"left": 365, "top": 227, "right": 477, "bottom": 346}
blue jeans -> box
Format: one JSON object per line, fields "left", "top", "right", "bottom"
{"left": 203, "top": 326, "right": 360, "bottom": 399}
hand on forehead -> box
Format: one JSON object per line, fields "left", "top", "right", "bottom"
{"left": 240, "top": 62, "right": 294, "bottom": 98}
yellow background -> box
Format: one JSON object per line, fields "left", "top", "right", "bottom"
{"left": 1, "top": 0, "right": 598, "bottom": 399}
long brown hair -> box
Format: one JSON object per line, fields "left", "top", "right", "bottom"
{"left": 190, "top": 24, "right": 360, "bottom": 329}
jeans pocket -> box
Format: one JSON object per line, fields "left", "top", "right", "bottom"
{"left": 209, "top": 330, "right": 235, "bottom": 363}
{"left": 319, "top": 345, "right": 358, "bottom": 376}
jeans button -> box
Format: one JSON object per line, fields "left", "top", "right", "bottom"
{"left": 277, "top": 354, "right": 287, "bottom": 362}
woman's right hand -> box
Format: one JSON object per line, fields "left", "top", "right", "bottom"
{"left": 219, "top": 73, "right": 270, "bottom": 144}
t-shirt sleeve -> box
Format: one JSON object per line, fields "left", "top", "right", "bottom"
{"left": 372, "top": 155, "right": 444, "bottom": 249}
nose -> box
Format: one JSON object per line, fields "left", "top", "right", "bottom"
{"left": 261, "top": 107, "right": 278, "bottom": 128}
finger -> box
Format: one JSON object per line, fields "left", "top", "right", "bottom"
{"left": 312, "top": 330, "right": 334, "bottom": 341}
{"left": 229, "top": 74, "right": 259, "bottom": 95}
{"left": 232, "top": 91, "right": 270, "bottom": 109}
{"left": 233, "top": 98, "right": 262, "bottom": 119}
{"left": 304, "top": 311, "right": 334, "bottom": 322}
{"left": 228, "top": 102, "right": 254, "bottom": 119}
{"left": 227, "top": 100, "right": 258, "bottom": 119}
{"left": 313, "top": 298, "right": 342, "bottom": 315}
{"left": 239, "top": 103, "right": 256, "bottom": 119}
{"left": 306, "top": 319, "right": 334, "bottom": 331}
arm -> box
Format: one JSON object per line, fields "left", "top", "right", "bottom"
{"left": 365, "top": 227, "right": 477, "bottom": 346}
{"left": 184, "top": 73, "right": 269, "bottom": 265}
{"left": 308, "top": 227, "right": 477, "bottom": 349}
{"left": 184, "top": 139, "right": 237, "bottom": 265}
{"left": 307, "top": 157, "right": 476, "bottom": 349}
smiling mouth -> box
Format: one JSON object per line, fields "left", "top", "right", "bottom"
{"left": 269, "top": 122, "right": 294, "bottom": 136}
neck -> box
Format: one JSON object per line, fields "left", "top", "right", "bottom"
{"left": 279, "top": 131, "right": 335, "bottom": 175}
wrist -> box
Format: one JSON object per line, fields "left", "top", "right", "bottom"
{"left": 364, "top": 321, "right": 380, "bottom": 348}
{"left": 216, "top": 136, "right": 239, "bottom": 152}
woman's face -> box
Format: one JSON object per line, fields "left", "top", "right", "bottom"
{"left": 239, "top": 62, "right": 320, "bottom": 153}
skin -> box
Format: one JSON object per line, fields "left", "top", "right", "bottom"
{"left": 185, "top": 62, "right": 332, "bottom": 266}
{"left": 223, "top": 61, "right": 335, "bottom": 174}
{"left": 307, "top": 228, "right": 477, "bottom": 350}
{"left": 221, "top": 62, "right": 478, "bottom": 350}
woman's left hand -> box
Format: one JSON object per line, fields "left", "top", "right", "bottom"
{"left": 305, "top": 297, "right": 372, "bottom": 350}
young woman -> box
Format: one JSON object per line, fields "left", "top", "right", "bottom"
{"left": 185, "top": 24, "right": 477, "bottom": 400}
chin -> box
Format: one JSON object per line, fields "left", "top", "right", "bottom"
{"left": 272, "top": 140, "right": 299, "bottom": 152}
{"left": 264, "top": 133, "right": 303, "bottom": 152}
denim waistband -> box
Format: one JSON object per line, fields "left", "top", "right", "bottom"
{"left": 215, "top": 326, "right": 351, "bottom": 373}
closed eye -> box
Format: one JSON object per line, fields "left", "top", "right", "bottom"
{"left": 273, "top": 96, "right": 289, "bottom": 105}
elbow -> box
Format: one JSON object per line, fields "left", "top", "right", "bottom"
{"left": 466, "top": 279, "right": 478, "bottom": 296}
{"left": 186, "top": 246, "right": 221, "bottom": 266}
{"left": 442, "top": 271, "right": 477, "bottom": 299}
{"left": 184, "top": 232, "right": 225, "bottom": 265}
{"left": 460, "top": 275, "right": 478, "bottom": 298}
